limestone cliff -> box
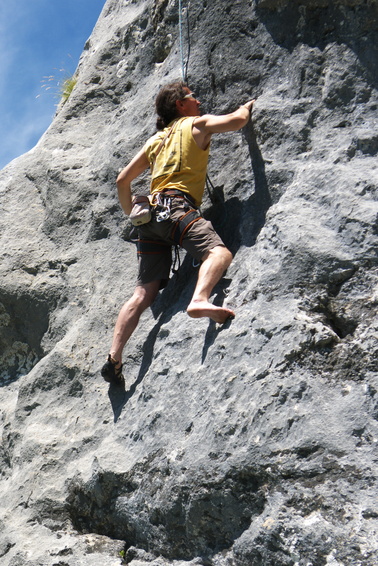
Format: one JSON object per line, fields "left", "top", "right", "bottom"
{"left": 0, "top": 0, "right": 377, "bottom": 565}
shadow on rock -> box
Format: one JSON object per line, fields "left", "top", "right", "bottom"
{"left": 201, "top": 278, "right": 234, "bottom": 364}
{"left": 257, "top": 1, "right": 378, "bottom": 90}
{"left": 108, "top": 269, "right": 192, "bottom": 422}
{"left": 205, "top": 120, "right": 271, "bottom": 254}
{"left": 108, "top": 379, "right": 127, "bottom": 422}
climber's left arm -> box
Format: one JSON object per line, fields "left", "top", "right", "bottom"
{"left": 192, "top": 100, "right": 255, "bottom": 150}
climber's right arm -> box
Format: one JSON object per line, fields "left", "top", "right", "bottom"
{"left": 116, "top": 149, "right": 149, "bottom": 215}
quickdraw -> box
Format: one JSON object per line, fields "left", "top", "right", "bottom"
{"left": 153, "top": 192, "right": 172, "bottom": 222}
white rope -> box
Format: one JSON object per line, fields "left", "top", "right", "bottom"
{"left": 178, "top": 0, "right": 186, "bottom": 80}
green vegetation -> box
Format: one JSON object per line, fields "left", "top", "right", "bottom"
{"left": 60, "top": 75, "right": 77, "bottom": 102}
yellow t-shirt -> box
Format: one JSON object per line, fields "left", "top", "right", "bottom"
{"left": 144, "top": 117, "right": 210, "bottom": 207}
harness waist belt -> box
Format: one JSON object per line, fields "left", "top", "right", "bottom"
{"left": 160, "top": 189, "right": 197, "bottom": 209}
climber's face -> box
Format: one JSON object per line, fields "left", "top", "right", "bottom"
{"left": 176, "top": 87, "right": 201, "bottom": 117}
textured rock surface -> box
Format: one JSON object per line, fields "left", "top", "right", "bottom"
{"left": 1, "top": 0, "right": 378, "bottom": 564}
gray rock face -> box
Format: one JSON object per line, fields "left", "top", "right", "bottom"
{"left": 1, "top": 0, "right": 377, "bottom": 564}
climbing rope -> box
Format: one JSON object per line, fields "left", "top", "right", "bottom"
{"left": 177, "top": 0, "right": 226, "bottom": 264}
{"left": 178, "top": 0, "right": 190, "bottom": 82}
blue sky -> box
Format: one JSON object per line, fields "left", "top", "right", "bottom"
{"left": 0, "top": 0, "right": 106, "bottom": 170}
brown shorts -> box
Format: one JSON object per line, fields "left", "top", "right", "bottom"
{"left": 136, "top": 198, "right": 225, "bottom": 288}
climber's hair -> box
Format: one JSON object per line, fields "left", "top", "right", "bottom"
{"left": 155, "top": 81, "right": 188, "bottom": 130}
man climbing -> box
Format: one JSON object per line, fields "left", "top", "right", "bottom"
{"left": 102, "top": 81, "right": 254, "bottom": 384}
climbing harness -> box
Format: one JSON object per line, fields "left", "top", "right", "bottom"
{"left": 167, "top": 189, "right": 201, "bottom": 270}
{"left": 153, "top": 189, "right": 202, "bottom": 246}
{"left": 151, "top": 189, "right": 202, "bottom": 245}
{"left": 171, "top": 208, "right": 201, "bottom": 246}
{"left": 148, "top": 188, "right": 203, "bottom": 273}
{"left": 161, "top": 188, "right": 197, "bottom": 208}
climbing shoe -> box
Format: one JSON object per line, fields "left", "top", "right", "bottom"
{"left": 101, "top": 355, "right": 124, "bottom": 385}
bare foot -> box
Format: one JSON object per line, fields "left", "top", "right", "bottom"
{"left": 187, "top": 300, "right": 235, "bottom": 324}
